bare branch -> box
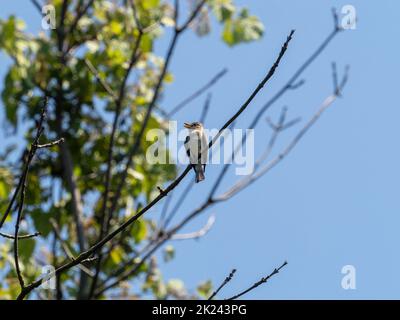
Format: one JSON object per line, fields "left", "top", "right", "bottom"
{"left": 287, "top": 79, "right": 305, "bottom": 90}
{"left": 332, "top": 7, "right": 340, "bottom": 30}
{"left": 332, "top": 62, "right": 339, "bottom": 95}
{"left": 128, "top": 0, "right": 143, "bottom": 32}
{"left": 171, "top": 215, "right": 215, "bottom": 240}
{"left": 30, "top": 0, "right": 42, "bottom": 13}
{"left": 158, "top": 191, "right": 174, "bottom": 229}
{"left": 50, "top": 218, "right": 94, "bottom": 277}
{"left": 200, "top": 93, "right": 212, "bottom": 123}
{"left": 13, "top": 104, "right": 47, "bottom": 290}
{"left": 35, "top": 138, "right": 65, "bottom": 149}
{"left": 226, "top": 261, "right": 288, "bottom": 300}
{"left": 257, "top": 107, "right": 300, "bottom": 167}
{"left": 177, "top": 0, "right": 207, "bottom": 32}
{"left": 84, "top": 59, "right": 118, "bottom": 101}
{"left": 174, "top": 0, "right": 180, "bottom": 28}
{"left": 208, "top": 268, "right": 236, "bottom": 300}
{"left": 0, "top": 232, "right": 40, "bottom": 240}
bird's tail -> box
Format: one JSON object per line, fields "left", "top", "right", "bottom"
{"left": 195, "top": 164, "right": 205, "bottom": 183}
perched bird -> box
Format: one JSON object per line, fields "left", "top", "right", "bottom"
{"left": 184, "top": 122, "right": 208, "bottom": 183}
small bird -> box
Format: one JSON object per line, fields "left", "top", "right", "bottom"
{"left": 184, "top": 122, "right": 208, "bottom": 183}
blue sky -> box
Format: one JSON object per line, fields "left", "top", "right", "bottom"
{"left": 1, "top": 1, "right": 400, "bottom": 299}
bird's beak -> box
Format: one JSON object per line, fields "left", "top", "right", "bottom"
{"left": 184, "top": 122, "right": 191, "bottom": 129}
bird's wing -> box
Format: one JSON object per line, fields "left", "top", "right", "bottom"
{"left": 200, "top": 132, "right": 208, "bottom": 165}
{"left": 197, "top": 131, "right": 202, "bottom": 164}
{"left": 186, "top": 131, "right": 201, "bottom": 164}
{"left": 190, "top": 131, "right": 201, "bottom": 164}
{"left": 184, "top": 135, "right": 190, "bottom": 157}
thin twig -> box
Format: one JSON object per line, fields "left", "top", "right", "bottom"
{"left": 226, "top": 261, "right": 288, "bottom": 300}
{"left": 177, "top": 0, "right": 207, "bottom": 32}
{"left": 50, "top": 218, "right": 94, "bottom": 277}
{"left": 332, "top": 62, "right": 339, "bottom": 95}
{"left": 128, "top": 0, "right": 143, "bottom": 32}
{"left": 14, "top": 105, "right": 47, "bottom": 290}
{"left": 158, "top": 191, "right": 174, "bottom": 229}
{"left": 287, "top": 79, "right": 305, "bottom": 90}
{"left": 0, "top": 232, "right": 40, "bottom": 240}
{"left": 35, "top": 138, "right": 64, "bottom": 149}
{"left": 30, "top": 0, "right": 42, "bottom": 13}
{"left": 200, "top": 93, "right": 212, "bottom": 123}
{"left": 259, "top": 107, "right": 300, "bottom": 167}
{"left": 85, "top": 59, "right": 118, "bottom": 101}
{"left": 0, "top": 173, "right": 26, "bottom": 229}
{"left": 208, "top": 268, "right": 236, "bottom": 300}
{"left": 171, "top": 215, "right": 215, "bottom": 240}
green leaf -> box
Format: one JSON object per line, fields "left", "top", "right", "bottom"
{"left": 131, "top": 218, "right": 148, "bottom": 244}
{"left": 18, "top": 238, "right": 36, "bottom": 263}
{"left": 209, "top": 0, "right": 235, "bottom": 22}
{"left": 222, "top": 18, "right": 234, "bottom": 45}
{"left": 142, "top": 0, "right": 160, "bottom": 10}
{"left": 110, "top": 246, "right": 124, "bottom": 264}
{"left": 0, "top": 181, "right": 6, "bottom": 199}
{"left": 140, "top": 34, "right": 153, "bottom": 53}
{"left": 197, "top": 280, "right": 213, "bottom": 299}
{"left": 164, "top": 72, "right": 174, "bottom": 84}
{"left": 221, "top": 9, "right": 264, "bottom": 47}
{"left": 110, "top": 21, "right": 122, "bottom": 34}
